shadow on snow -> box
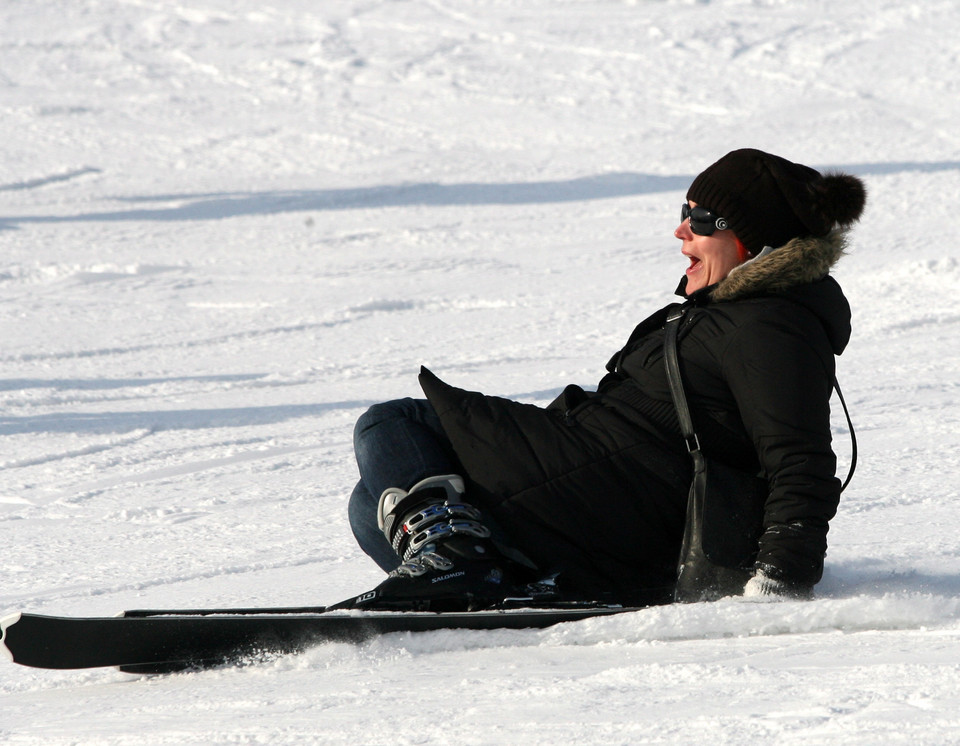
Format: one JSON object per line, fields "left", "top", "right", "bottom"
{"left": 3, "top": 160, "right": 958, "bottom": 229}
{"left": 0, "top": 399, "right": 379, "bottom": 436}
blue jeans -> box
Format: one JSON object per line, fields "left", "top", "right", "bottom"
{"left": 348, "top": 398, "right": 463, "bottom": 571}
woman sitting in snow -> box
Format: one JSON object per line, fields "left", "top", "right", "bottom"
{"left": 335, "top": 149, "right": 866, "bottom": 610}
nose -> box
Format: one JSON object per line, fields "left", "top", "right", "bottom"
{"left": 675, "top": 218, "right": 692, "bottom": 240}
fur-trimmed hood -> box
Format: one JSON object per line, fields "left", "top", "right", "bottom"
{"left": 711, "top": 229, "right": 848, "bottom": 302}
{"left": 689, "top": 229, "right": 853, "bottom": 356}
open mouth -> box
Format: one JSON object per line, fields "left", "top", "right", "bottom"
{"left": 685, "top": 254, "right": 701, "bottom": 273}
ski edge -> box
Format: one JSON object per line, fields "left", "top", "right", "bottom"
{"left": 122, "top": 606, "right": 331, "bottom": 618}
{"left": 1, "top": 612, "right": 21, "bottom": 663}
{"left": 120, "top": 602, "right": 629, "bottom": 619}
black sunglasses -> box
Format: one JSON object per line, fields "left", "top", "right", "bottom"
{"left": 681, "top": 203, "right": 729, "bottom": 236}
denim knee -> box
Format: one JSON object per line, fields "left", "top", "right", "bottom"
{"left": 353, "top": 398, "right": 416, "bottom": 448}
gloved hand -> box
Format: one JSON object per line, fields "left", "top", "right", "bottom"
{"left": 742, "top": 570, "right": 812, "bottom": 600}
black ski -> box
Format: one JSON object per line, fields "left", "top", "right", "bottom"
{"left": 2, "top": 603, "right": 637, "bottom": 674}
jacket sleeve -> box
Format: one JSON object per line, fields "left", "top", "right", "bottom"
{"left": 719, "top": 313, "right": 841, "bottom": 588}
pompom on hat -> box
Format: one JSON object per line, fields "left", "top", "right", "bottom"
{"left": 686, "top": 149, "right": 867, "bottom": 255}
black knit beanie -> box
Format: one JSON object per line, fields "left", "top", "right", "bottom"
{"left": 686, "top": 149, "right": 867, "bottom": 255}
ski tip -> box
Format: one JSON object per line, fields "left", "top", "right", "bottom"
{"left": 1, "top": 612, "right": 22, "bottom": 663}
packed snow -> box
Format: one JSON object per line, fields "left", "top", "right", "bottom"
{"left": 2, "top": 0, "right": 960, "bottom": 743}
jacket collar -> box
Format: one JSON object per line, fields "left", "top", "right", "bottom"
{"left": 675, "top": 230, "right": 850, "bottom": 303}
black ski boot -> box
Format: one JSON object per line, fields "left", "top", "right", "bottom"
{"left": 332, "top": 475, "right": 538, "bottom": 612}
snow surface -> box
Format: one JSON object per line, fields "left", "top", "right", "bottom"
{"left": 2, "top": 0, "right": 960, "bottom": 742}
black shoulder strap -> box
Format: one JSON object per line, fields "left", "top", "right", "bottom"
{"left": 663, "top": 305, "right": 857, "bottom": 492}
{"left": 663, "top": 307, "right": 702, "bottom": 469}
{"left": 832, "top": 376, "right": 858, "bottom": 492}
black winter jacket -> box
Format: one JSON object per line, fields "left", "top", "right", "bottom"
{"left": 419, "top": 231, "right": 852, "bottom": 601}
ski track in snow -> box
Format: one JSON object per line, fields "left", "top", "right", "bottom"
{"left": 2, "top": 0, "right": 960, "bottom": 743}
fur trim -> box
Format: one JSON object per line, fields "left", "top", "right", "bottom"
{"left": 711, "top": 230, "right": 848, "bottom": 302}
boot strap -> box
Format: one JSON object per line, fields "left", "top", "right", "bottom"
{"left": 391, "top": 502, "right": 491, "bottom": 560}
{"left": 403, "top": 518, "right": 492, "bottom": 560}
